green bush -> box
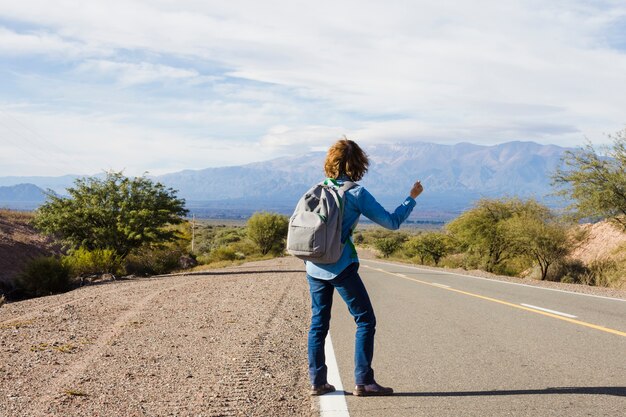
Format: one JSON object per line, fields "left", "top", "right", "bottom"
{"left": 229, "top": 240, "right": 260, "bottom": 257}
{"left": 438, "top": 253, "right": 467, "bottom": 269}
{"left": 63, "top": 247, "right": 123, "bottom": 277}
{"left": 247, "top": 212, "right": 288, "bottom": 255}
{"left": 374, "top": 238, "right": 401, "bottom": 258}
{"left": 567, "top": 259, "right": 619, "bottom": 287}
{"left": 212, "top": 228, "right": 246, "bottom": 248}
{"left": 403, "top": 232, "right": 451, "bottom": 265}
{"left": 124, "top": 246, "right": 185, "bottom": 276}
{"left": 34, "top": 171, "right": 188, "bottom": 259}
{"left": 359, "top": 229, "right": 409, "bottom": 247}
{"left": 209, "top": 246, "right": 239, "bottom": 262}
{"left": 16, "top": 256, "right": 72, "bottom": 297}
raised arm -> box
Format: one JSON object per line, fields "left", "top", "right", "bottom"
{"left": 357, "top": 181, "right": 422, "bottom": 230}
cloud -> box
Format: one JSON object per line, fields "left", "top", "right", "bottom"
{"left": 0, "top": 26, "right": 103, "bottom": 58}
{"left": 1, "top": 0, "right": 626, "bottom": 176}
{"left": 0, "top": 106, "right": 282, "bottom": 176}
{"left": 75, "top": 60, "right": 201, "bottom": 86}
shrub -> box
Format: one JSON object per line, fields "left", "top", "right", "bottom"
{"left": 374, "top": 238, "right": 400, "bottom": 258}
{"left": 212, "top": 228, "right": 246, "bottom": 248}
{"left": 548, "top": 259, "right": 588, "bottom": 283}
{"left": 247, "top": 212, "right": 288, "bottom": 255}
{"left": 63, "top": 247, "right": 124, "bottom": 277}
{"left": 229, "top": 240, "right": 260, "bottom": 257}
{"left": 578, "top": 259, "right": 620, "bottom": 287}
{"left": 16, "top": 256, "right": 72, "bottom": 297}
{"left": 439, "top": 253, "right": 467, "bottom": 269}
{"left": 359, "top": 229, "right": 409, "bottom": 247}
{"left": 209, "top": 246, "right": 240, "bottom": 262}
{"left": 403, "top": 232, "right": 451, "bottom": 265}
{"left": 34, "top": 171, "right": 188, "bottom": 258}
{"left": 124, "top": 246, "right": 185, "bottom": 276}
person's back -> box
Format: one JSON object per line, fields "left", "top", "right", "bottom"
{"left": 305, "top": 138, "right": 423, "bottom": 397}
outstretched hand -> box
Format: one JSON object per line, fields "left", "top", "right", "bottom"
{"left": 410, "top": 180, "right": 424, "bottom": 199}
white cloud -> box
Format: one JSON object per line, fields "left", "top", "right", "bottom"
{"left": 0, "top": 107, "right": 280, "bottom": 176}
{"left": 75, "top": 60, "right": 201, "bottom": 86}
{"left": 260, "top": 125, "right": 345, "bottom": 151}
{"left": 0, "top": 26, "right": 105, "bottom": 58}
{"left": 1, "top": 0, "right": 626, "bottom": 175}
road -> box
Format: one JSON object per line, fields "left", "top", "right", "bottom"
{"left": 326, "top": 259, "right": 626, "bottom": 417}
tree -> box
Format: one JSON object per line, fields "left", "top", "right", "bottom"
{"left": 420, "top": 232, "right": 451, "bottom": 266}
{"left": 374, "top": 237, "right": 400, "bottom": 258}
{"left": 35, "top": 172, "right": 188, "bottom": 258}
{"left": 446, "top": 198, "right": 520, "bottom": 272}
{"left": 246, "top": 212, "right": 289, "bottom": 255}
{"left": 553, "top": 128, "right": 626, "bottom": 229}
{"left": 502, "top": 211, "right": 571, "bottom": 280}
{"left": 404, "top": 232, "right": 450, "bottom": 265}
{"left": 404, "top": 235, "right": 429, "bottom": 263}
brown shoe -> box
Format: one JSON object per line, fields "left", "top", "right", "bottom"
{"left": 310, "top": 383, "right": 336, "bottom": 396}
{"left": 353, "top": 382, "right": 394, "bottom": 396}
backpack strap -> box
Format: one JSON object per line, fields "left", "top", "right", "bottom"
{"left": 323, "top": 178, "right": 359, "bottom": 254}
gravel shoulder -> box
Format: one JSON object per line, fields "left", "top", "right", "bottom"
{"left": 0, "top": 256, "right": 312, "bottom": 417}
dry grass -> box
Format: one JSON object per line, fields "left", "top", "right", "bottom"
{"left": 0, "top": 208, "right": 59, "bottom": 292}
{"left": 0, "top": 209, "right": 34, "bottom": 223}
{"left": 63, "top": 389, "right": 89, "bottom": 397}
{"left": 569, "top": 221, "right": 626, "bottom": 265}
{"left": 30, "top": 343, "right": 50, "bottom": 352}
{"left": 0, "top": 319, "right": 33, "bottom": 329}
{"left": 53, "top": 343, "right": 78, "bottom": 353}
{"left": 190, "top": 253, "right": 277, "bottom": 271}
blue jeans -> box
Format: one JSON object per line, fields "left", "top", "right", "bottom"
{"left": 307, "top": 262, "right": 377, "bottom": 386}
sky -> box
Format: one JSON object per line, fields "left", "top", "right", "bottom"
{"left": 1, "top": 0, "right": 625, "bottom": 177}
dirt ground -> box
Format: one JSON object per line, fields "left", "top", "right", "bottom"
{"left": 0, "top": 257, "right": 313, "bottom": 417}
{"left": 0, "top": 210, "right": 58, "bottom": 293}
{"left": 570, "top": 220, "right": 626, "bottom": 264}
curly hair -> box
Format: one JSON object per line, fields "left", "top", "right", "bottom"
{"left": 324, "top": 137, "right": 370, "bottom": 181}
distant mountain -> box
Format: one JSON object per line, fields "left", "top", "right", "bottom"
{"left": 0, "top": 175, "right": 80, "bottom": 195}
{"left": 0, "top": 184, "right": 48, "bottom": 210}
{"left": 156, "top": 141, "right": 569, "bottom": 219}
{"left": 0, "top": 141, "right": 570, "bottom": 220}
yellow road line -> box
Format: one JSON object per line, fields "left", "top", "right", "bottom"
{"left": 367, "top": 266, "right": 626, "bottom": 338}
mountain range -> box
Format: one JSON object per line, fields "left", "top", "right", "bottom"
{"left": 0, "top": 141, "right": 570, "bottom": 221}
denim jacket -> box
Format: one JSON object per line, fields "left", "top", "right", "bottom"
{"left": 305, "top": 177, "right": 416, "bottom": 280}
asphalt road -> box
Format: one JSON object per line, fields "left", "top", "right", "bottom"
{"left": 327, "top": 259, "right": 626, "bottom": 417}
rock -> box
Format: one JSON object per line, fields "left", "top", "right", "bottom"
{"left": 178, "top": 255, "right": 198, "bottom": 269}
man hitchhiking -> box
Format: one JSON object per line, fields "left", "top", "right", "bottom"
{"left": 296, "top": 138, "right": 423, "bottom": 396}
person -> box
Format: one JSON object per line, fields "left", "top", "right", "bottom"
{"left": 307, "top": 138, "right": 423, "bottom": 397}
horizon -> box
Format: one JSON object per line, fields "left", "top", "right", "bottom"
{"left": 1, "top": 1, "right": 625, "bottom": 177}
{"left": 0, "top": 139, "right": 570, "bottom": 179}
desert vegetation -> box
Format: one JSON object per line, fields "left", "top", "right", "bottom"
{"left": 362, "top": 128, "right": 626, "bottom": 289}
{"left": 2, "top": 172, "right": 290, "bottom": 301}
{"left": 193, "top": 212, "right": 288, "bottom": 267}
{"left": 3, "top": 129, "right": 626, "bottom": 300}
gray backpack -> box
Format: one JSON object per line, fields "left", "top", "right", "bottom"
{"left": 286, "top": 179, "right": 356, "bottom": 264}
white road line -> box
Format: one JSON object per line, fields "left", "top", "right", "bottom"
{"left": 362, "top": 259, "right": 626, "bottom": 303}
{"left": 520, "top": 303, "right": 578, "bottom": 318}
{"left": 319, "top": 335, "right": 350, "bottom": 417}
{"left": 431, "top": 283, "right": 451, "bottom": 288}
